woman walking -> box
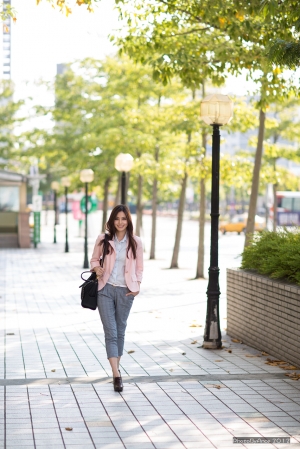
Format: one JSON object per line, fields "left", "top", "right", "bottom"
{"left": 90, "top": 205, "right": 143, "bottom": 392}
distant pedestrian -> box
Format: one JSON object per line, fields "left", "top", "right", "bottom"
{"left": 90, "top": 205, "right": 143, "bottom": 392}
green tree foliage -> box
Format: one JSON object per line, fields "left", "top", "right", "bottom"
{"left": 0, "top": 2, "right": 16, "bottom": 21}
{"left": 0, "top": 80, "right": 24, "bottom": 168}
{"left": 36, "top": 0, "right": 97, "bottom": 15}
{"left": 261, "top": 0, "right": 300, "bottom": 68}
{"left": 113, "top": 0, "right": 298, "bottom": 248}
{"left": 23, "top": 56, "right": 193, "bottom": 249}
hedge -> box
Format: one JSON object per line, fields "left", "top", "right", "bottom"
{"left": 241, "top": 229, "right": 300, "bottom": 285}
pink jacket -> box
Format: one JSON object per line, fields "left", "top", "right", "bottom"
{"left": 90, "top": 234, "right": 144, "bottom": 292}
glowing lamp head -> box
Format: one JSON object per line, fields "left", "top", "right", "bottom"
{"left": 51, "top": 181, "right": 59, "bottom": 191}
{"left": 61, "top": 176, "right": 71, "bottom": 188}
{"left": 80, "top": 169, "right": 94, "bottom": 183}
{"left": 115, "top": 153, "right": 134, "bottom": 172}
{"left": 200, "top": 94, "right": 233, "bottom": 126}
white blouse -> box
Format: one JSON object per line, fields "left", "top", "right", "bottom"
{"left": 107, "top": 234, "right": 127, "bottom": 287}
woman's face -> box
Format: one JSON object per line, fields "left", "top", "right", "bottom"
{"left": 114, "top": 211, "right": 128, "bottom": 232}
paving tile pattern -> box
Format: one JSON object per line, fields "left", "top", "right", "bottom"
{"left": 1, "top": 380, "right": 300, "bottom": 449}
{"left": 1, "top": 230, "right": 300, "bottom": 448}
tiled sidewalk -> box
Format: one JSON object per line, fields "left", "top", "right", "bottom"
{"left": 1, "top": 241, "right": 300, "bottom": 449}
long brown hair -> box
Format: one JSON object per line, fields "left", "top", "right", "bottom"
{"left": 99, "top": 205, "right": 137, "bottom": 259}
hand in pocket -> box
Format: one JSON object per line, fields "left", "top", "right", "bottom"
{"left": 126, "top": 291, "right": 139, "bottom": 297}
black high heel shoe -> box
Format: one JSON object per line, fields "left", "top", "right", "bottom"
{"left": 113, "top": 370, "right": 123, "bottom": 392}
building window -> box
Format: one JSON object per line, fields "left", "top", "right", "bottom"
{"left": 0, "top": 186, "right": 19, "bottom": 211}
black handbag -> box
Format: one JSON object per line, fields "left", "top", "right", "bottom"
{"left": 79, "top": 234, "right": 108, "bottom": 310}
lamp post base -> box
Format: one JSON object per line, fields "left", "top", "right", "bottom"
{"left": 202, "top": 340, "right": 222, "bottom": 349}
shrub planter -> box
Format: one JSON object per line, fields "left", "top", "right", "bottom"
{"left": 227, "top": 268, "right": 300, "bottom": 367}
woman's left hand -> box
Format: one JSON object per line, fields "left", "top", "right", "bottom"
{"left": 126, "top": 291, "right": 139, "bottom": 297}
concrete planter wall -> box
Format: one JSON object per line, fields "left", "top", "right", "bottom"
{"left": 227, "top": 268, "right": 300, "bottom": 367}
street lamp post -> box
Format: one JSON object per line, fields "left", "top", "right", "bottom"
{"left": 51, "top": 181, "right": 59, "bottom": 244}
{"left": 200, "top": 94, "right": 233, "bottom": 349}
{"left": 61, "top": 177, "right": 71, "bottom": 253}
{"left": 80, "top": 169, "right": 94, "bottom": 269}
{"left": 115, "top": 153, "right": 134, "bottom": 205}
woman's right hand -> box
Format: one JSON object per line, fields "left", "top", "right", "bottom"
{"left": 93, "top": 266, "right": 105, "bottom": 279}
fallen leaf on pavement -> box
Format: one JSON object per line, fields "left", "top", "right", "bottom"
{"left": 285, "top": 372, "right": 300, "bottom": 380}
{"left": 191, "top": 341, "right": 197, "bottom": 344}
{"left": 51, "top": 369, "right": 56, "bottom": 372}
{"left": 6, "top": 333, "right": 14, "bottom": 336}
{"left": 182, "top": 353, "right": 186, "bottom": 355}
{"left": 261, "top": 352, "right": 269, "bottom": 356}
{"left": 65, "top": 427, "right": 73, "bottom": 431}
{"left": 169, "top": 369, "right": 174, "bottom": 372}
{"left": 267, "top": 358, "right": 285, "bottom": 363}
{"left": 227, "top": 349, "right": 232, "bottom": 353}
{"left": 265, "top": 359, "right": 299, "bottom": 370}
{"left": 246, "top": 354, "right": 260, "bottom": 357}
{"left": 127, "top": 350, "right": 135, "bottom": 354}
{"left": 215, "top": 360, "right": 223, "bottom": 362}
{"left": 205, "top": 384, "right": 224, "bottom": 389}
{"left": 265, "top": 360, "right": 287, "bottom": 366}
{"left": 189, "top": 324, "right": 202, "bottom": 328}
{"left": 231, "top": 338, "right": 242, "bottom": 344}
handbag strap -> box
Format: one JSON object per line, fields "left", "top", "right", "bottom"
{"left": 80, "top": 271, "right": 94, "bottom": 281}
{"left": 100, "top": 233, "right": 108, "bottom": 268}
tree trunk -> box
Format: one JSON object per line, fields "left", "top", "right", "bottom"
{"left": 102, "top": 177, "right": 111, "bottom": 232}
{"left": 135, "top": 174, "right": 143, "bottom": 236}
{"left": 241, "top": 187, "right": 245, "bottom": 213}
{"left": 273, "top": 182, "right": 277, "bottom": 232}
{"left": 170, "top": 172, "right": 188, "bottom": 268}
{"left": 149, "top": 178, "right": 158, "bottom": 259}
{"left": 196, "top": 177, "right": 206, "bottom": 278}
{"left": 244, "top": 108, "right": 266, "bottom": 247}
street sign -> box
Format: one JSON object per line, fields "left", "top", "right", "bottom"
{"left": 33, "top": 212, "right": 41, "bottom": 246}
{"left": 80, "top": 195, "right": 97, "bottom": 214}
{"left": 32, "top": 195, "right": 42, "bottom": 212}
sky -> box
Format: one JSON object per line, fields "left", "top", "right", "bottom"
{"left": 10, "top": 0, "right": 119, "bottom": 102}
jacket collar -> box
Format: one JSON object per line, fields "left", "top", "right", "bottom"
{"left": 115, "top": 232, "right": 127, "bottom": 242}
{"left": 108, "top": 239, "right": 115, "bottom": 250}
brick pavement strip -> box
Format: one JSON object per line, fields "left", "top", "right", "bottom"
{"left": 1, "top": 243, "right": 300, "bottom": 448}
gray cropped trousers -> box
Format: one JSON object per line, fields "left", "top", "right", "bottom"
{"left": 97, "top": 283, "right": 134, "bottom": 359}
